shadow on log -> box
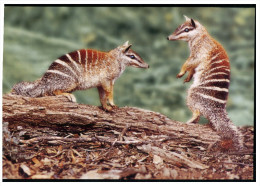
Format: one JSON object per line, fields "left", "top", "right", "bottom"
{"left": 2, "top": 94, "right": 254, "bottom": 180}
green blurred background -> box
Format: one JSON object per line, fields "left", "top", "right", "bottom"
{"left": 3, "top": 6, "right": 255, "bottom": 126}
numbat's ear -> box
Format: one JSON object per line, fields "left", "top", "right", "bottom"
{"left": 184, "top": 15, "right": 190, "bottom": 21}
{"left": 121, "top": 41, "right": 132, "bottom": 53}
{"left": 123, "top": 40, "right": 129, "bottom": 46}
{"left": 124, "top": 44, "right": 132, "bottom": 53}
{"left": 191, "top": 18, "right": 196, "bottom": 28}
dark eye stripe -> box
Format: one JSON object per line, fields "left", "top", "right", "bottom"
{"left": 178, "top": 27, "right": 194, "bottom": 35}
{"left": 127, "top": 55, "right": 136, "bottom": 59}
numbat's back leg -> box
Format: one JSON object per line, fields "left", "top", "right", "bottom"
{"left": 187, "top": 109, "right": 200, "bottom": 124}
{"left": 53, "top": 90, "right": 77, "bottom": 102}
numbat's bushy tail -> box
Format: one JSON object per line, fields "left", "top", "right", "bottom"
{"left": 167, "top": 15, "right": 243, "bottom": 150}
{"left": 12, "top": 41, "right": 149, "bottom": 111}
{"left": 12, "top": 79, "right": 45, "bottom": 97}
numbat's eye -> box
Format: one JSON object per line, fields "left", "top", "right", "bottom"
{"left": 184, "top": 28, "right": 189, "bottom": 32}
{"left": 129, "top": 55, "right": 136, "bottom": 59}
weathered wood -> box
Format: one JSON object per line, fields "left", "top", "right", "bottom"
{"left": 3, "top": 93, "right": 220, "bottom": 144}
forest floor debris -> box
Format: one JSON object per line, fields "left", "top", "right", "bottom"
{"left": 3, "top": 125, "right": 254, "bottom": 180}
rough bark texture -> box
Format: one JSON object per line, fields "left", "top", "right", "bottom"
{"left": 2, "top": 94, "right": 254, "bottom": 180}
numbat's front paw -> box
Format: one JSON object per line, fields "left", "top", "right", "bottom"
{"left": 184, "top": 76, "right": 192, "bottom": 83}
{"left": 102, "top": 105, "right": 113, "bottom": 112}
{"left": 176, "top": 73, "right": 184, "bottom": 78}
{"left": 110, "top": 104, "right": 118, "bottom": 109}
{"left": 103, "top": 104, "right": 119, "bottom": 112}
{"left": 183, "top": 79, "right": 190, "bottom": 83}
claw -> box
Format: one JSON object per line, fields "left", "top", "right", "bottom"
{"left": 176, "top": 74, "right": 183, "bottom": 78}
{"left": 111, "top": 105, "right": 118, "bottom": 109}
{"left": 65, "top": 94, "right": 77, "bottom": 103}
{"left": 184, "top": 78, "right": 191, "bottom": 83}
{"left": 103, "top": 105, "right": 113, "bottom": 112}
{"left": 177, "top": 72, "right": 185, "bottom": 78}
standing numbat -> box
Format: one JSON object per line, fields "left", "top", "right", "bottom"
{"left": 167, "top": 15, "right": 243, "bottom": 151}
{"left": 12, "top": 41, "right": 149, "bottom": 111}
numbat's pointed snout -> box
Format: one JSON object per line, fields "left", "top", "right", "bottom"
{"left": 167, "top": 35, "right": 177, "bottom": 41}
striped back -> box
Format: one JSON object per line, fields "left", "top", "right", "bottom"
{"left": 44, "top": 49, "right": 108, "bottom": 81}
{"left": 193, "top": 44, "right": 230, "bottom": 108}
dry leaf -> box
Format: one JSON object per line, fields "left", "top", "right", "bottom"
{"left": 153, "top": 155, "right": 163, "bottom": 164}
{"left": 20, "top": 164, "right": 31, "bottom": 176}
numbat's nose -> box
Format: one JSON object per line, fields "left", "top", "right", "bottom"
{"left": 167, "top": 35, "right": 177, "bottom": 41}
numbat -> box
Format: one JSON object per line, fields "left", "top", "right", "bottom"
{"left": 12, "top": 41, "right": 149, "bottom": 111}
{"left": 167, "top": 16, "right": 243, "bottom": 150}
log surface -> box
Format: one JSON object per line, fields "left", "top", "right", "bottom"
{"left": 3, "top": 94, "right": 220, "bottom": 142}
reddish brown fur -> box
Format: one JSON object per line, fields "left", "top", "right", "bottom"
{"left": 98, "top": 51, "right": 106, "bottom": 66}
{"left": 91, "top": 50, "right": 96, "bottom": 67}
{"left": 80, "top": 49, "right": 86, "bottom": 70}
{"left": 205, "top": 73, "right": 230, "bottom": 81}
{"left": 87, "top": 49, "right": 92, "bottom": 70}
{"left": 69, "top": 51, "right": 79, "bottom": 63}
{"left": 210, "top": 60, "right": 230, "bottom": 68}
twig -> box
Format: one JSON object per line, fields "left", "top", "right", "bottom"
{"left": 95, "top": 136, "right": 145, "bottom": 145}
{"left": 137, "top": 144, "right": 209, "bottom": 169}
{"left": 118, "top": 123, "right": 131, "bottom": 141}
{"left": 19, "top": 136, "right": 93, "bottom": 144}
{"left": 20, "top": 135, "right": 146, "bottom": 146}
{"left": 223, "top": 161, "right": 254, "bottom": 167}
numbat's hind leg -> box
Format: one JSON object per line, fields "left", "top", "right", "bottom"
{"left": 53, "top": 90, "right": 77, "bottom": 102}
{"left": 187, "top": 109, "right": 200, "bottom": 124}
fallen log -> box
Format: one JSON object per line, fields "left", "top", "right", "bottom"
{"left": 3, "top": 93, "right": 220, "bottom": 143}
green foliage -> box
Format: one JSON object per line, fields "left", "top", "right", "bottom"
{"left": 3, "top": 6, "right": 255, "bottom": 126}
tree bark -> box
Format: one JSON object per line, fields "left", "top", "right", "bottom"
{"left": 3, "top": 93, "right": 221, "bottom": 144}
